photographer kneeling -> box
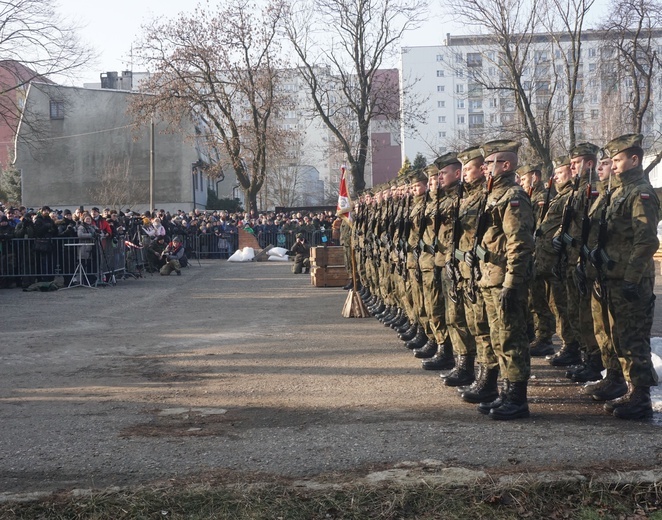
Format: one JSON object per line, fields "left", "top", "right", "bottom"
{"left": 160, "top": 236, "right": 187, "bottom": 276}
{"left": 289, "top": 232, "right": 310, "bottom": 274}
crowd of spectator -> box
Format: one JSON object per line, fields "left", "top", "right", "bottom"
{"left": 0, "top": 203, "right": 343, "bottom": 258}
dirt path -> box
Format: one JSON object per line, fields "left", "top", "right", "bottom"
{"left": 0, "top": 261, "right": 661, "bottom": 495}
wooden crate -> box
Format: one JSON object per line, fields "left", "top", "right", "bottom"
{"left": 310, "top": 246, "right": 345, "bottom": 267}
{"left": 310, "top": 266, "right": 350, "bottom": 287}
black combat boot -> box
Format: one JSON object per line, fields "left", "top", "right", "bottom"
{"left": 529, "top": 337, "right": 555, "bottom": 357}
{"left": 569, "top": 357, "right": 604, "bottom": 383}
{"left": 612, "top": 386, "right": 654, "bottom": 420}
{"left": 375, "top": 305, "right": 392, "bottom": 321}
{"left": 584, "top": 370, "right": 627, "bottom": 401}
{"left": 389, "top": 312, "right": 408, "bottom": 329}
{"left": 421, "top": 339, "right": 455, "bottom": 370}
{"left": 370, "top": 301, "right": 385, "bottom": 316}
{"left": 342, "top": 280, "right": 353, "bottom": 290}
{"left": 398, "top": 323, "right": 418, "bottom": 341}
{"left": 395, "top": 319, "right": 413, "bottom": 334}
{"left": 383, "top": 309, "right": 401, "bottom": 326}
{"left": 489, "top": 381, "right": 530, "bottom": 420}
{"left": 478, "top": 380, "right": 508, "bottom": 415}
{"left": 461, "top": 365, "right": 499, "bottom": 404}
{"left": 548, "top": 341, "right": 582, "bottom": 367}
{"left": 441, "top": 355, "right": 475, "bottom": 387}
{"left": 405, "top": 328, "right": 427, "bottom": 350}
{"left": 413, "top": 339, "right": 437, "bottom": 359}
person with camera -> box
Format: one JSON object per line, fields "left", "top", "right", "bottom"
{"left": 289, "top": 232, "right": 310, "bottom": 274}
{"left": 160, "top": 236, "right": 187, "bottom": 276}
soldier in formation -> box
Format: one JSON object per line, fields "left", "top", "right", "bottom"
{"left": 348, "top": 133, "right": 659, "bottom": 421}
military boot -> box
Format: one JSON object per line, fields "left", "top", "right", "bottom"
{"left": 413, "top": 339, "right": 438, "bottom": 359}
{"left": 421, "top": 339, "right": 455, "bottom": 370}
{"left": 383, "top": 309, "right": 402, "bottom": 326}
{"left": 584, "top": 370, "right": 627, "bottom": 401}
{"left": 398, "top": 323, "right": 418, "bottom": 341}
{"left": 405, "top": 328, "right": 427, "bottom": 350}
{"left": 389, "top": 313, "right": 408, "bottom": 329}
{"left": 603, "top": 382, "right": 632, "bottom": 413}
{"left": 395, "top": 319, "right": 413, "bottom": 334}
{"left": 441, "top": 355, "right": 475, "bottom": 387}
{"left": 529, "top": 337, "right": 555, "bottom": 357}
{"left": 342, "top": 280, "right": 353, "bottom": 290}
{"left": 489, "top": 381, "right": 530, "bottom": 420}
{"left": 478, "top": 380, "right": 508, "bottom": 415}
{"left": 461, "top": 365, "right": 499, "bottom": 404}
{"left": 369, "top": 301, "right": 385, "bottom": 315}
{"left": 548, "top": 341, "right": 582, "bottom": 367}
{"left": 612, "top": 386, "right": 653, "bottom": 420}
{"left": 375, "top": 305, "right": 392, "bottom": 321}
{"left": 568, "top": 356, "right": 604, "bottom": 383}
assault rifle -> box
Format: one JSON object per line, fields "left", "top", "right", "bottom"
{"left": 552, "top": 173, "right": 581, "bottom": 280}
{"left": 589, "top": 170, "right": 615, "bottom": 300}
{"left": 433, "top": 179, "right": 444, "bottom": 284}
{"left": 398, "top": 192, "right": 412, "bottom": 279}
{"left": 576, "top": 166, "right": 595, "bottom": 296}
{"left": 535, "top": 176, "right": 554, "bottom": 236}
{"left": 447, "top": 180, "right": 465, "bottom": 304}
{"left": 412, "top": 192, "right": 428, "bottom": 283}
{"left": 465, "top": 172, "right": 494, "bottom": 304}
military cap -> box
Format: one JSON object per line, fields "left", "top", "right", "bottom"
{"left": 516, "top": 163, "right": 542, "bottom": 176}
{"left": 603, "top": 133, "right": 644, "bottom": 158}
{"left": 425, "top": 164, "right": 439, "bottom": 176}
{"left": 457, "top": 146, "right": 483, "bottom": 166}
{"left": 552, "top": 155, "right": 571, "bottom": 169}
{"left": 433, "top": 152, "right": 461, "bottom": 170}
{"left": 480, "top": 139, "right": 520, "bottom": 158}
{"left": 570, "top": 142, "right": 599, "bottom": 159}
{"left": 411, "top": 169, "right": 429, "bottom": 183}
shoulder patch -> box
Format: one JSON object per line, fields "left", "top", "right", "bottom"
{"left": 510, "top": 200, "right": 520, "bottom": 207}
{"left": 538, "top": 200, "right": 545, "bottom": 206}
{"left": 641, "top": 193, "right": 650, "bottom": 200}
{"left": 591, "top": 190, "right": 599, "bottom": 198}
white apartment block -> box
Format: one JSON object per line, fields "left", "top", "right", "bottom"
{"left": 401, "top": 30, "right": 662, "bottom": 165}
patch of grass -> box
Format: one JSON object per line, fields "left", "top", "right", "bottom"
{"left": 1, "top": 479, "right": 661, "bottom": 519}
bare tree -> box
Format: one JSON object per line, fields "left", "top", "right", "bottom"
{"left": 130, "top": 0, "right": 290, "bottom": 213}
{"left": 267, "top": 165, "right": 305, "bottom": 207}
{"left": 544, "top": 0, "right": 596, "bottom": 149}
{"left": 283, "top": 0, "right": 427, "bottom": 194}
{"left": 447, "top": 0, "right": 556, "bottom": 171}
{"left": 88, "top": 159, "right": 148, "bottom": 211}
{"left": 0, "top": 0, "right": 94, "bottom": 156}
{"left": 601, "top": 0, "right": 662, "bottom": 174}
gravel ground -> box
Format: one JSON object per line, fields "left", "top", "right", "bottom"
{"left": 1, "top": 260, "right": 661, "bottom": 496}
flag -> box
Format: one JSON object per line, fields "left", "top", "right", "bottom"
{"left": 336, "top": 164, "right": 352, "bottom": 223}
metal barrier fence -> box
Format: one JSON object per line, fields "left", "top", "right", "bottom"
{"left": 193, "top": 233, "right": 240, "bottom": 259}
{"left": 255, "top": 229, "right": 335, "bottom": 250}
{"left": 0, "top": 237, "right": 128, "bottom": 286}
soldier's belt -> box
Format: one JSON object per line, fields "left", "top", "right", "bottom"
{"left": 419, "top": 239, "right": 435, "bottom": 255}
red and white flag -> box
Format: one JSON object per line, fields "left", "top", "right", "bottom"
{"left": 336, "top": 164, "right": 352, "bottom": 222}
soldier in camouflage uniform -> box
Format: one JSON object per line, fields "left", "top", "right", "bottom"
{"left": 448, "top": 146, "right": 500, "bottom": 403}
{"left": 580, "top": 152, "right": 628, "bottom": 399}
{"left": 550, "top": 144, "right": 601, "bottom": 371}
{"left": 432, "top": 153, "right": 475, "bottom": 383}
{"left": 518, "top": 164, "right": 556, "bottom": 355}
{"left": 593, "top": 134, "right": 660, "bottom": 420}
{"left": 411, "top": 165, "right": 453, "bottom": 360}
{"left": 467, "top": 140, "right": 535, "bottom": 420}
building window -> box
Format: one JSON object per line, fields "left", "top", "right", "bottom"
{"left": 589, "top": 62, "right": 596, "bottom": 72}
{"left": 437, "top": 100, "right": 446, "bottom": 107}
{"left": 457, "top": 99, "right": 465, "bottom": 109}
{"left": 437, "top": 70, "right": 445, "bottom": 77}
{"left": 455, "top": 69, "right": 463, "bottom": 78}
{"left": 456, "top": 84, "right": 464, "bottom": 94}
{"left": 588, "top": 48, "right": 597, "bottom": 58}
{"left": 49, "top": 100, "right": 64, "bottom": 119}
{"left": 455, "top": 52, "right": 463, "bottom": 63}
{"left": 439, "top": 131, "right": 446, "bottom": 137}
{"left": 436, "top": 54, "right": 443, "bottom": 61}
{"left": 469, "top": 99, "right": 482, "bottom": 110}
{"left": 489, "top": 98, "right": 498, "bottom": 108}
{"left": 438, "top": 116, "right": 446, "bottom": 123}
{"left": 457, "top": 115, "right": 466, "bottom": 124}
{"left": 591, "top": 109, "right": 599, "bottom": 119}
{"left": 437, "top": 85, "right": 445, "bottom": 92}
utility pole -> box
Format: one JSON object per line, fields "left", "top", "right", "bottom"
{"left": 149, "top": 118, "right": 154, "bottom": 211}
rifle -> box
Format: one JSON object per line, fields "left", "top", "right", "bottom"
{"left": 576, "top": 165, "right": 595, "bottom": 296}
{"left": 433, "top": 179, "right": 444, "bottom": 284}
{"left": 552, "top": 173, "right": 580, "bottom": 280}
{"left": 398, "top": 192, "right": 412, "bottom": 280}
{"left": 413, "top": 192, "right": 429, "bottom": 284}
{"left": 447, "top": 180, "right": 465, "bottom": 304}
{"left": 590, "top": 170, "right": 615, "bottom": 300}
{"left": 466, "top": 173, "right": 494, "bottom": 304}
{"left": 535, "top": 176, "right": 554, "bottom": 236}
